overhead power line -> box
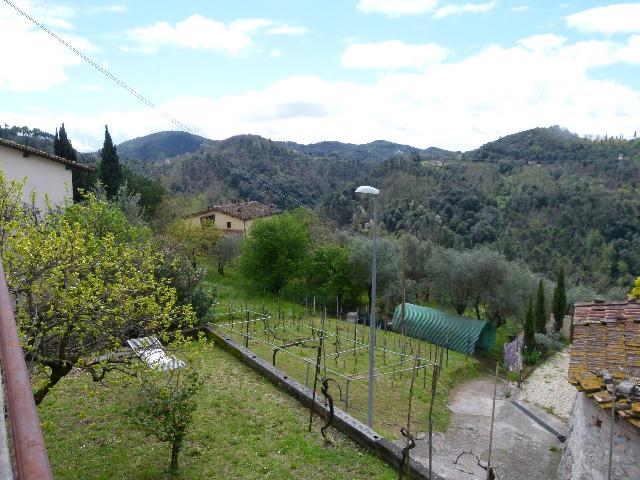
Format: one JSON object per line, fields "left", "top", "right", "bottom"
{"left": 1, "top": 0, "right": 311, "bottom": 213}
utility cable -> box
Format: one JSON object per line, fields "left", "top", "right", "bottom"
{"left": 1, "top": 0, "right": 315, "bottom": 213}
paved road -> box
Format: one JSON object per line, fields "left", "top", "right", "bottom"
{"left": 403, "top": 376, "right": 568, "bottom": 480}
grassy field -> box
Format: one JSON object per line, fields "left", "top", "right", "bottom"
{"left": 206, "top": 264, "right": 480, "bottom": 439}
{"left": 216, "top": 311, "right": 480, "bottom": 439}
{"left": 38, "top": 341, "right": 398, "bottom": 480}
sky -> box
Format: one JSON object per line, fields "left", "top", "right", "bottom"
{"left": 0, "top": 0, "right": 639, "bottom": 151}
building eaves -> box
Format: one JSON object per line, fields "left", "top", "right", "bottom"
{"left": 0, "top": 138, "right": 93, "bottom": 172}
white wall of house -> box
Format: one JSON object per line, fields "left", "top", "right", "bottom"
{"left": 0, "top": 144, "right": 72, "bottom": 210}
{"left": 558, "top": 392, "right": 640, "bottom": 480}
{"left": 186, "top": 211, "right": 278, "bottom": 234}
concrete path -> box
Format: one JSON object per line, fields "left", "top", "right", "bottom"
{"left": 404, "top": 375, "right": 568, "bottom": 480}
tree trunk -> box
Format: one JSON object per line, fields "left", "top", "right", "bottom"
{"left": 474, "top": 302, "right": 482, "bottom": 320}
{"left": 218, "top": 261, "right": 224, "bottom": 275}
{"left": 33, "top": 363, "right": 72, "bottom": 405}
{"left": 170, "top": 442, "right": 180, "bottom": 471}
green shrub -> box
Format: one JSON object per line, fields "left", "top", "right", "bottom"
{"left": 523, "top": 348, "right": 541, "bottom": 365}
{"left": 507, "top": 370, "right": 520, "bottom": 383}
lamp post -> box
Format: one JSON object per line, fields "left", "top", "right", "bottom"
{"left": 355, "top": 185, "right": 380, "bottom": 428}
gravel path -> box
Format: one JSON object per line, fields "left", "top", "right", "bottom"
{"left": 519, "top": 348, "right": 576, "bottom": 421}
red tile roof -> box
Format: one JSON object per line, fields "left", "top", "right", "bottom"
{"left": 0, "top": 138, "right": 92, "bottom": 171}
{"left": 188, "top": 201, "right": 282, "bottom": 221}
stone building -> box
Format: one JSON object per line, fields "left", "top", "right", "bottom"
{"left": 184, "top": 200, "right": 282, "bottom": 236}
{"left": 558, "top": 299, "right": 640, "bottom": 480}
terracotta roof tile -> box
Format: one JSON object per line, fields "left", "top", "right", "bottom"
{"left": 569, "top": 299, "right": 640, "bottom": 431}
{"left": 0, "top": 138, "right": 92, "bottom": 171}
{"left": 188, "top": 201, "right": 282, "bottom": 221}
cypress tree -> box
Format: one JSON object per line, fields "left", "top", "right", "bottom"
{"left": 552, "top": 266, "right": 567, "bottom": 334}
{"left": 53, "top": 128, "right": 61, "bottom": 156}
{"left": 534, "top": 280, "right": 547, "bottom": 334}
{"left": 99, "top": 125, "right": 122, "bottom": 198}
{"left": 523, "top": 299, "right": 535, "bottom": 352}
{"left": 56, "top": 123, "right": 77, "bottom": 162}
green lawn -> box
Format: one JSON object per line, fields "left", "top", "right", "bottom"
{"left": 39, "top": 341, "right": 398, "bottom": 480}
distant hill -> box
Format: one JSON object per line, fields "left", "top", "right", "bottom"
{"left": 465, "top": 125, "right": 640, "bottom": 165}
{"left": 117, "top": 131, "right": 211, "bottom": 162}
{"left": 279, "top": 139, "right": 456, "bottom": 163}
{"left": 128, "top": 134, "right": 371, "bottom": 210}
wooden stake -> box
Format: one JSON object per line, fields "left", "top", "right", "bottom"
{"left": 486, "top": 361, "right": 499, "bottom": 480}
{"left": 428, "top": 363, "right": 439, "bottom": 480}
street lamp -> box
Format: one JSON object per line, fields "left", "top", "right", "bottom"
{"left": 355, "top": 185, "right": 380, "bottom": 428}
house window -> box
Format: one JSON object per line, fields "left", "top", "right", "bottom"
{"left": 227, "top": 221, "right": 232, "bottom": 229}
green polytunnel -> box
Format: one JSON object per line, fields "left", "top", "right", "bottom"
{"left": 391, "top": 303, "right": 496, "bottom": 355}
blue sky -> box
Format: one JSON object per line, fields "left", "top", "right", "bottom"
{"left": 1, "top": 0, "right": 639, "bottom": 151}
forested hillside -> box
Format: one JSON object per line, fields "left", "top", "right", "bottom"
{"left": 117, "top": 130, "right": 211, "bottom": 162}
{"left": 323, "top": 127, "right": 640, "bottom": 290}
{"left": 3, "top": 123, "right": 640, "bottom": 292}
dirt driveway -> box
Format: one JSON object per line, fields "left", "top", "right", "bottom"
{"left": 404, "top": 375, "right": 568, "bottom": 480}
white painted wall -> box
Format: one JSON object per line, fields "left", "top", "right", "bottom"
{"left": 0, "top": 144, "right": 72, "bottom": 211}
{"left": 558, "top": 392, "right": 640, "bottom": 480}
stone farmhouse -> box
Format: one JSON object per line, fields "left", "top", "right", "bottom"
{"left": 184, "top": 200, "right": 282, "bottom": 236}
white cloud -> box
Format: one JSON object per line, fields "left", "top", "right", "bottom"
{"left": 357, "top": 0, "right": 438, "bottom": 16}
{"left": 517, "top": 33, "right": 566, "bottom": 52}
{"left": 341, "top": 41, "right": 447, "bottom": 69}
{"left": 268, "top": 49, "right": 283, "bottom": 58}
{"left": 126, "top": 15, "right": 307, "bottom": 54}
{"left": 86, "top": 4, "right": 126, "bottom": 15}
{"left": 434, "top": 1, "right": 497, "bottom": 19}
{"left": 510, "top": 5, "right": 529, "bottom": 12}
{"left": 0, "top": 1, "right": 97, "bottom": 91}
{"left": 4, "top": 34, "right": 640, "bottom": 152}
{"left": 266, "top": 24, "right": 308, "bottom": 35}
{"left": 566, "top": 3, "right": 640, "bottom": 35}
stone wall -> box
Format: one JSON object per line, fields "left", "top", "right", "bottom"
{"left": 558, "top": 392, "right": 640, "bottom": 480}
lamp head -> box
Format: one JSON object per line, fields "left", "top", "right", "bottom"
{"left": 355, "top": 186, "right": 380, "bottom": 195}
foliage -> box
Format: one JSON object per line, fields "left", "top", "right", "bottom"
{"left": 348, "top": 234, "right": 400, "bottom": 310}
{"left": 522, "top": 348, "right": 541, "bottom": 365}
{"left": 630, "top": 275, "right": 640, "bottom": 299}
{"left": 127, "top": 366, "right": 204, "bottom": 471}
{"left": 99, "top": 125, "right": 123, "bottom": 198}
{"left": 214, "top": 234, "right": 242, "bottom": 275}
{"left": 53, "top": 123, "right": 77, "bottom": 162}
{"left": 534, "top": 280, "right": 547, "bottom": 334}
{"left": 503, "top": 336, "right": 523, "bottom": 372}
{"left": 523, "top": 300, "right": 535, "bottom": 351}
{"left": 534, "top": 333, "right": 563, "bottom": 354}
{"left": 0, "top": 173, "right": 194, "bottom": 404}
{"left": 157, "top": 252, "right": 216, "bottom": 323}
{"left": 305, "top": 243, "right": 352, "bottom": 304}
{"left": 238, "top": 212, "right": 310, "bottom": 293}
{"left": 122, "top": 165, "right": 165, "bottom": 218}
{"left": 552, "top": 266, "right": 567, "bottom": 333}
{"left": 164, "top": 219, "right": 223, "bottom": 268}
{"left": 506, "top": 370, "right": 520, "bottom": 383}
